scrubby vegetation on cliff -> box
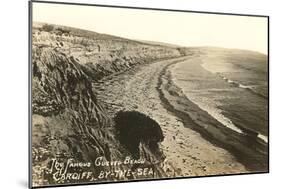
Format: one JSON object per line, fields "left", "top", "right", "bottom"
{"left": 33, "top": 23, "right": 182, "bottom": 80}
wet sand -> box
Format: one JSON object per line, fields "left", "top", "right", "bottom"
{"left": 94, "top": 56, "right": 254, "bottom": 177}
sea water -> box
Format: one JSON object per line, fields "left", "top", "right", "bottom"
{"left": 170, "top": 51, "right": 268, "bottom": 143}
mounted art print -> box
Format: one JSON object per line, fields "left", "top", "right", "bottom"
{"left": 29, "top": 0, "right": 269, "bottom": 188}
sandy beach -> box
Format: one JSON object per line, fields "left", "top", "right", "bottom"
{"left": 94, "top": 56, "right": 252, "bottom": 177}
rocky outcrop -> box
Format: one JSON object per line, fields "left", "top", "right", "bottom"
{"left": 114, "top": 111, "right": 164, "bottom": 159}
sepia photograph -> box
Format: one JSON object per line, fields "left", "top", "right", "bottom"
{"left": 30, "top": 1, "right": 268, "bottom": 188}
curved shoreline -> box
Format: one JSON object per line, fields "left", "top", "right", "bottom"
{"left": 157, "top": 60, "right": 268, "bottom": 172}
{"left": 95, "top": 56, "right": 265, "bottom": 177}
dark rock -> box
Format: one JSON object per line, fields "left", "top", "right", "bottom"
{"left": 114, "top": 111, "right": 164, "bottom": 158}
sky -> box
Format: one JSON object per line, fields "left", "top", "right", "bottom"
{"left": 32, "top": 2, "right": 268, "bottom": 54}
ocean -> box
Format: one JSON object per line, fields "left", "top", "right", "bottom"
{"left": 170, "top": 49, "right": 268, "bottom": 143}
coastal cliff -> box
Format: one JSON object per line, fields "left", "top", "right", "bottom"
{"left": 31, "top": 23, "right": 182, "bottom": 186}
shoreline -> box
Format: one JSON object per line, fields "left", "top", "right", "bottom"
{"left": 174, "top": 61, "right": 268, "bottom": 143}
{"left": 95, "top": 56, "right": 253, "bottom": 177}
{"left": 157, "top": 59, "right": 268, "bottom": 172}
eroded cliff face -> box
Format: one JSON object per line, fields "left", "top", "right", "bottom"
{"left": 31, "top": 23, "right": 181, "bottom": 186}
{"left": 32, "top": 46, "right": 114, "bottom": 185}
{"left": 33, "top": 23, "right": 182, "bottom": 80}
